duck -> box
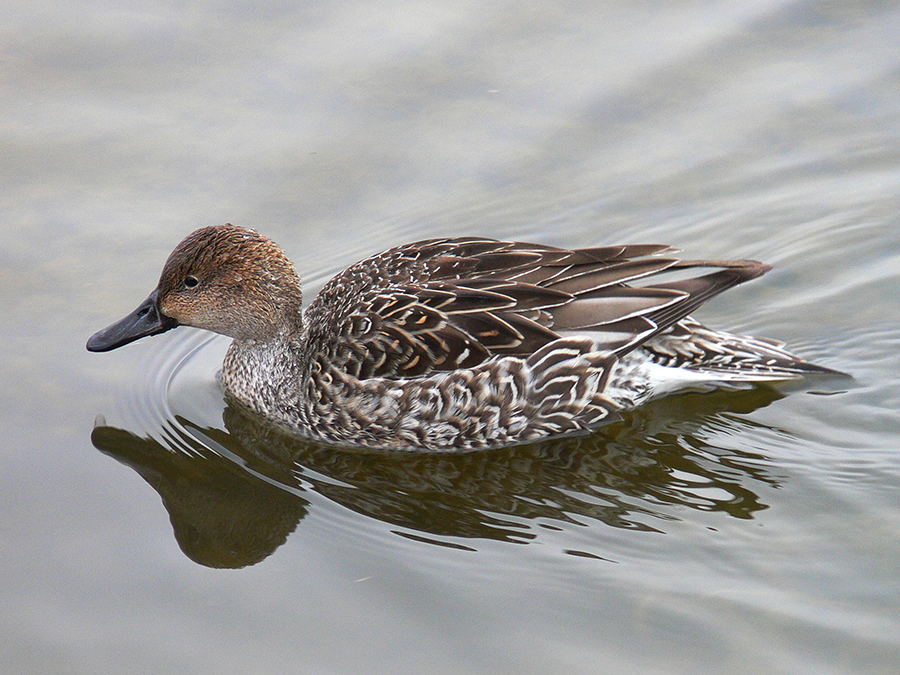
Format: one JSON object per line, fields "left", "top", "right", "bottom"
{"left": 87, "top": 223, "right": 839, "bottom": 451}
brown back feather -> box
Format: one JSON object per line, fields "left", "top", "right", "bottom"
{"left": 306, "top": 238, "right": 771, "bottom": 380}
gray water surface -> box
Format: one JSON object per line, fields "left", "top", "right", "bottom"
{"left": 3, "top": 1, "right": 900, "bottom": 674}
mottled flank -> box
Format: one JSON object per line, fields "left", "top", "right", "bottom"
{"left": 88, "top": 224, "right": 840, "bottom": 451}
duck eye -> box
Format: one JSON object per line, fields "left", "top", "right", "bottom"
{"left": 184, "top": 275, "right": 199, "bottom": 289}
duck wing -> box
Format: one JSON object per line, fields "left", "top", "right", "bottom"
{"left": 304, "top": 237, "right": 770, "bottom": 380}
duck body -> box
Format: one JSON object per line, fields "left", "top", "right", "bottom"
{"left": 88, "top": 224, "right": 837, "bottom": 451}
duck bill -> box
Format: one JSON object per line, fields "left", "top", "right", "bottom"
{"left": 86, "top": 289, "right": 178, "bottom": 352}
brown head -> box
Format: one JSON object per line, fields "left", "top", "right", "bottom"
{"left": 87, "top": 224, "right": 303, "bottom": 352}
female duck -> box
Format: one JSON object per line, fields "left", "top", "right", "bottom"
{"left": 88, "top": 224, "right": 836, "bottom": 450}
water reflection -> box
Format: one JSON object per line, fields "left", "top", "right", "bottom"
{"left": 91, "top": 421, "right": 308, "bottom": 568}
{"left": 92, "top": 385, "right": 786, "bottom": 568}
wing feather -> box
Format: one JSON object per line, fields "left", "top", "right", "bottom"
{"left": 304, "top": 238, "right": 771, "bottom": 380}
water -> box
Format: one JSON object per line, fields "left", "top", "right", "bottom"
{"left": 3, "top": 1, "right": 900, "bottom": 673}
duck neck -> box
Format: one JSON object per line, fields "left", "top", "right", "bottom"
{"left": 221, "top": 325, "right": 306, "bottom": 426}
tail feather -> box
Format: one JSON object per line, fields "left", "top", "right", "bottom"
{"left": 643, "top": 319, "right": 846, "bottom": 381}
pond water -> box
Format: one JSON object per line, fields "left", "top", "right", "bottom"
{"left": 3, "top": 1, "right": 900, "bottom": 673}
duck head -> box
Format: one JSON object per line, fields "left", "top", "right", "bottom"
{"left": 87, "top": 224, "right": 303, "bottom": 352}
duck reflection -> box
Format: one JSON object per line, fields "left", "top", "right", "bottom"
{"left": 91, "top": 420, "right": 308, "bottom": 568}
{"left": 92, "top": 385, "right": 786, "bottom": 568}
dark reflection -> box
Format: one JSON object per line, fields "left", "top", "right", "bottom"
{"left": 92, "top": 385, "right": 787, "bottom": 566}
{"left": 91, "top": 422, "right": 309, "bottom": 568}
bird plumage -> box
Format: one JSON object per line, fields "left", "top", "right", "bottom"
{"left": 88, "top": 225, "right": 840, "bottom": 451}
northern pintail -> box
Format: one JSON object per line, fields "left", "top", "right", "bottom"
{"left": 88, "top": 224, "right": 838, "bottom": 450}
